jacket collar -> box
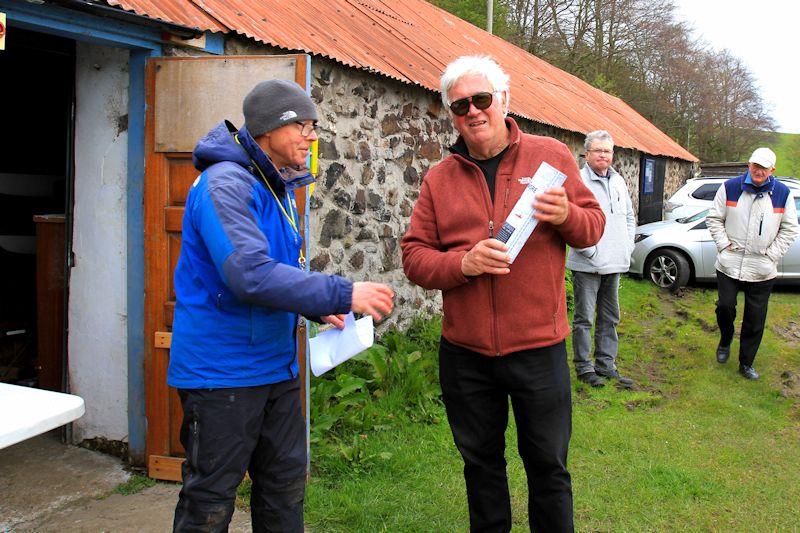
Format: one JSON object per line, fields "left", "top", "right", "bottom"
{"left": 740, "top": 171, "right": 774, "bottom": 195}
{"left": 582, "top": 163, "right": 618, "bottom": 181}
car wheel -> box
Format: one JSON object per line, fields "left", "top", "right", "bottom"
{"left": 644, "top": 249, "right": 690, "bottom": 291}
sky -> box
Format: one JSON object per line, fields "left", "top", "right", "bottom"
{"left": 672, "top": 0, "right": 800, "bottom": 134}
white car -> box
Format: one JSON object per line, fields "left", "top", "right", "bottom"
{"left": 663, "top": 176, "right": 728, "bottom": 220}
{"left": 664, "top": 176, "right": 800, "bottom": 220}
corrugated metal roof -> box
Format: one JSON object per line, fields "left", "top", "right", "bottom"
{"left": 105, "top": 0, "right": 227, "bottom": 33}
{"left": 105, "top": 0, "right": 697, "bottom": 161}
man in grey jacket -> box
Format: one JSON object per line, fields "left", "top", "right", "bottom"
{"left": 567, "top": 131, "right": 636, "bottom": 388}
{"left": 706, "top": 147, "right": 798, "bottom": 380}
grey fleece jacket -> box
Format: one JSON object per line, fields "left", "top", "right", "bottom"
{"left": 566, "top": 164, "right": 636, "bottom": 274}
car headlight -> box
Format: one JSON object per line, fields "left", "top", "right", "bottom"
{"left": 634, "top": 234, "right": 650, "bottom": 243}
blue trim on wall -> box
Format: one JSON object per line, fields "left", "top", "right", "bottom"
{"left": 0, "top": 0, "right": 162, "bottom": 51}
{"left": 126, "top": 49, "right": 153, "bottom": 463}
{"left": 204, "top": 31, "right": 225, "bottom": 55}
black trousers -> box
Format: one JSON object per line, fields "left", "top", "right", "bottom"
{"left": 716, "top": 270, "right": 775, "bottom": 367}
{"left": 439, "top": 337, "right": 574, "bottom": 533}
{"left": 173, "top": 378, "right": 306, "bottom": 533}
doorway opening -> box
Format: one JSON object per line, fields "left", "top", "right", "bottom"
{"left": 0, "top": 27, "right": 74, "bottom": 391}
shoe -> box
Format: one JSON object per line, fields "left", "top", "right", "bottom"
{"left": 739, "top": 365, "right": 759, "bottom": 380}
{"left": 716, "top": 344, "right": 730, "bottom": 364}
{"left": 595, "top": 368, "right": 635, "bottom": 388}
{"left": 577, "top": 372, "right": 606, "bottom": 388}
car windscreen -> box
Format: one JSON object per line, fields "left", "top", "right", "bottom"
{"left": 677, "top": 209, "right": 710, "bottom": 223}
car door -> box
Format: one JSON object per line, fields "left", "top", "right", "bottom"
{"left": 779, "top": 195, "right": 800, "bottom": 278}
{"left": 693, "top": 218, "right": 718, "bottom": 280}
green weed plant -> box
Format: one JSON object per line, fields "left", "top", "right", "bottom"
{"left": 309, "top": 314, "right": 443, "bottom": 474}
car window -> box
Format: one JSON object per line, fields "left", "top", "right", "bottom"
{"left": 796, "top": 197, "right": 800, "bottom": 223}
{"left": 691, "top": 183, "right": 721, "bottom": 201}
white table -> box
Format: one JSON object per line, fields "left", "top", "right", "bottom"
{"left": 0, "top": 384, "right": 85, "bottom": 449}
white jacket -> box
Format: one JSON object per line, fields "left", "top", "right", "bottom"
{"left": 566, "top": 164, "right": 636, "bottom": 274}
{"left": 706, "top": 175, "right": 799, "bottom": 282}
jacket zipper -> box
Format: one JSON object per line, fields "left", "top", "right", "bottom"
{"left": 458, "top": 153, "right": 505, "bottom": 357}
{"left": 759, "top": 214, "right": 764, "bottom": 236}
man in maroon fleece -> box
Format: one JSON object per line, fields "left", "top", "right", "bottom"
{"left": 401, "top": 55, "right": 604, "bottom": 532}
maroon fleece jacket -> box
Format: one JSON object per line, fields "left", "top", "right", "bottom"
{"left": 401, "top": 118, "right": 605, "bottom": 355}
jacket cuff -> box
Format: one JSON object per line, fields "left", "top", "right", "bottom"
{"left": 447, "top": 251, "right": 471, "bottom": 285}
{"left": 338, "top": 278, "right": 354, "bottom": 314}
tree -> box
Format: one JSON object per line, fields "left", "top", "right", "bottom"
{"left": 438, "top": 0, "right": 777, "bottom": 162}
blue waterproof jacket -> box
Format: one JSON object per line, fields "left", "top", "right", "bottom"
{"left": 167, "top": 121, "right": 353, "bottom": 389}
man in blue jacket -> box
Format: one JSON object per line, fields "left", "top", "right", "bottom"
{"left": 168, "top": 79, "right": 394, "bottom": 532}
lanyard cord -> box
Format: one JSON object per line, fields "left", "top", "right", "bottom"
{"left": 234, "top": 134, "right": 305, "bottom": 267}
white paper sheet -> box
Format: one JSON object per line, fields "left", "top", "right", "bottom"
{"left": 309, "top": 312, "right": 374, "bottom": 376}
{"left": 495, "top": 161, "right": 567, "bottom": 263}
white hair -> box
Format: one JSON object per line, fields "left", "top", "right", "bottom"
{"left": 440, "top": 55, "right": 510, "bottom": 111}
{"left": 584, "top": 130, "right": 614, "bottom": 151}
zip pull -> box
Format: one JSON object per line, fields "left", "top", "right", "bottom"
{"left": 489, "top": 220, "right": 494, "bottom": 237}
{"left": 759, "top": 214, "right": 764, "bottom": 236}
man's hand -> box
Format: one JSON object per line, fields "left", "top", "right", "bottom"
{"left": 321, "top": 314, "right": 346, "bottom": 329}
{"left": 461, "top": 238, "right": 511, "bottom": 276}
{"left": 533, "top": 186, "right": 569, "bottom": 225}
{"left": 351, "top": 282, "right": 395, "bottom": 322}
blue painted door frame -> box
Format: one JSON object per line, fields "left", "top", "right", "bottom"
{"left": 0, "top": 0, "right": 220, "bottom": 462}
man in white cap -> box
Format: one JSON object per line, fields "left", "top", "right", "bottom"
{"left": 706, "top": 147, "right": 799, "bottom": 379}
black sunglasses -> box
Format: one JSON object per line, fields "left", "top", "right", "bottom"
{"left": 449, "top": 91, "right": 496, "bottom": 116}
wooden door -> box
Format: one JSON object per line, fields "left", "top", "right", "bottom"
{"left": 143, "top": 55, "right": 311, "bottom": 480}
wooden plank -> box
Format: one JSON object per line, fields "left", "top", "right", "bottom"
{"left": 164, "top": 206, "right": 183, "bottom": 232}
{"left": 167, "top": 155, "right": 198, "bottom": 205}
{"left": 164, "top": 301, "right": 175, "bottom": 327}
{"left": 148, "top": 454, "right": 184, "bottom": 482}
{"left": 144, "top": 59, "right": 173, "bottom": 460}
{"left": 154, "top": 331, "right": 172, "bottom": 349}
{"left": 154, "top": 56, "right": 299, "bottom": 152}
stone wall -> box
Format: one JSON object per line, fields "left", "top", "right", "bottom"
{"left": 306, "top": 58, "right": 453, "bottom": 325}
{"left": 666, "top": 157, "right": 695, "bottom": 204}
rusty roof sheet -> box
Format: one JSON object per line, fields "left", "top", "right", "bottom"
{"left": 106, "top": 0, "right": 697, "bottom": 161}
{"left": 105, "top": 0, "right": 227, "bottom": 33}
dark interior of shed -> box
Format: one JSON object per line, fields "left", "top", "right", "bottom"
{"left": 0, "top": 27, "right": 74, "bottom": 389}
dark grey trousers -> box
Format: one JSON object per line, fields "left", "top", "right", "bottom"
{"left": 173, "top": 379, "right": 306, "bottom": 533}
{"left": 716, "top": 270, "right": 775, "bottom": 367}
{"left": 439, "top": 337, "right": 574, "bottom": 533}
{"left": 571, "top": 271, "right": 621, "bottom": 376}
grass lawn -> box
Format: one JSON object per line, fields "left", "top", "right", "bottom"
{"left": 304, "top": 278, "right": 800, "bottom": 531}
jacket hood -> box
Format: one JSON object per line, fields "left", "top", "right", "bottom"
{"left": 192, "top": 121, "right": 315, "bottom": 192}
{"left": 193, "top": 121, "right": 251, "bottom": 172}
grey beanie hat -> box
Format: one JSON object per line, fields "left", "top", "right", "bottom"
{"left": 243, "top": 79, "right": 318, "bottom": 137}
